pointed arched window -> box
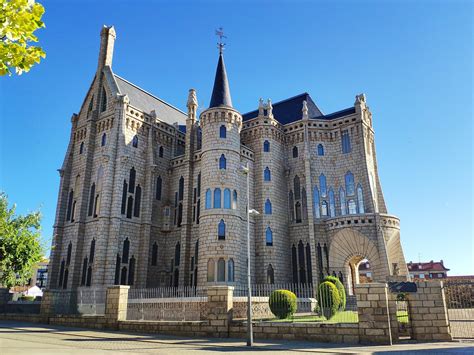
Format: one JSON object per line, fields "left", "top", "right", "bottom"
{"left": 313, "top": 186, "right": 320, "bottom": 218}
{"left": 205, "top": 189, "right": 212, "bottom": 209}
{"left": 341, "top": 129, "right": 351, "bottom": 153}
{"left": 218, "top": 219, "right": 226, "bottom": 240}
{"left": 219, "top": 154, "right": 226, "bottom": 170}
{"left": 178, "top": 176, "right": 184, "bottom": 201}
{"left": 122, "top": 238, "right": 130, "bottom": 264}
{"left": 228, "top": 259, "right": 234, "bottom": 282}
{"left": 219, "top": 125, "right": 226, "bottom": 138}
{"left": 81, "top": 257, "right": 88, "bottom": 286}
{"left": 159, "top": 146, "right": 164, "bottom": 157}
{"left": 266, "top": 227, "right": 273, "bottom": 246}
{"left": 66, "top": 242, "right": 72, "bottom": 265}
{"left": 295, "top": 201, "right": 302, "bottom": 223}
{"left": 263, "top": 140, "right": 270, "bottom": 152}
{"left": 265, "top": 199, "right": 272, "bottom": 214}
{"left": 79, "top": 142, "right": 84, "bottom": 154}
{"left": 207, "top": 259, "right": 215, "bottom": 282}
{"left": 264, "top": 167, "right": 271, "bottom": 181}
{"left": 217, "top": 258, "right": 226, "bottom": 282}
{"left": 156, "top": 176, "right": 162, "bottom": 200}
{"left": 345, "top": 171, "right": 355, "bottom": 196}
{"left": 101, "top": 133, "right": 107, "bottom": 146}
{"left": 232, "top": 190, "right": 237, "bottom": 209}
{"left": 329, "top": 189, "right": 335, "bottom": 217}
{"left": 293, "top": 146, "right": 298, "bottom": 158}
{"left": 126, "top": 196, "right": 133, "bottom": 218}
{"left": 267, "top": 264, "right": 275, "bottom": 284}
{"left": 134, "top": 185, "right": 141, "bottom": 217}
{"left": 151, "top": 242, "right": 158, "bottom": 266}
{"left": 100, "top": 86, "right": 107, "bottom": 112}
{"left": 128, "top": 256, "right": 136, "bottom": 285}
{"left": 66, "top": 190, "right": 74, "bottom": 221}
{"left": 89, "top": 239, "right": 95, "bottom": 263}
{"left": 317, "top": 144, "right": 324, "bottom": 156}
{"left": 348, "top": 199, "right": 357, "bottom": 214}
{"left": 129, "top": 167, "right": 136, "bottom": 193}
{"left": 319, "top": 174, "right": 327, "bottom": 197}
{"left": 175, "top": 242, "right": 181, "bottom": 266}
{"left": 294, "top": 175, "right": 301, "bottom": 200}
{"left": 86, "top": 265, "right": 92, "bottom": 286}
{"left": 224, "top": 188, "right": 231, "bottom": 209}
{"left": 289, "top": 191, "right": 294, "bottom": 221}
{"left": 132, "top": 135, "right": 138, "bottom": 148}
{"left": 357, "top": 184, "right": 365, "bottom": 213}
{"left": 291, "top": 245, "right": 298, "bottom": 283}
{"left": 214, "top": 188, "right": 221, "bottom": 208}
{"left": 88, "top": 183, "right": 96, "bottom": 217}
{"left": 121, "top": 180, "right": 127, "bottom": 214}
{"left": 339, "top": 187, "right": 346, "bottom": 216}
{"left": 114, "top": 254, "right": 121, "bottom": 285}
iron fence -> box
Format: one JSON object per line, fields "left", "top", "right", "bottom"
{"left": 77, "top": 287, "right": 107, "bottom": 316}
{"left": 126, "top": 286, "right": 207, "bottom": 321}
{"left": 444, "top": 281, "right": 474, "bottom": 339}
{"left": 232, "top": 283, "right": 357, "bottom": 323}
{"left": 395, "top": 300, "right": 412, "bottom": 339}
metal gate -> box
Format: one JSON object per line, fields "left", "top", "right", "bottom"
{"left": 444, "top": 281, "right": 474, "bottom": 339}
{"left": 395, "top": 299, "right": 412, "bottom": 340}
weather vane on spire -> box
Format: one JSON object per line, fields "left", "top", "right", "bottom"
{"left": 215, "top": 27, "right": 227, "bottom": 54}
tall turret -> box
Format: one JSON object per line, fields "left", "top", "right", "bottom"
{"left": 197, "top": 46, "right": 246, "bottom": 284}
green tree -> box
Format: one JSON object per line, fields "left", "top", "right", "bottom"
{"left": 0, "top": 192, "right": 43, "bottom": 288}
{"left": 0, "top": 0, "right": 46, "bottom": 76}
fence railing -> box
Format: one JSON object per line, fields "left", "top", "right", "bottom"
{"left": 127, "top": 286, "right": 207, "bottom": 321}
{"left": 49, "top": 287, "right": 106, "bottom": 316}
{"left": 444, "top": 281, "right": 474, "bottom": 339}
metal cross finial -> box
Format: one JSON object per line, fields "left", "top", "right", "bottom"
{"left": 215, "top": 27, "right": 227, "bottom": 54}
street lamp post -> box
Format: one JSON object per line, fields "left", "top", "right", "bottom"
{"left": 240, "top": 163, "right": 259, "bottom": 347}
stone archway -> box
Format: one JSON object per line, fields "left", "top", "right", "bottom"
{"left": 328, "top": 228, "right": 383, "bottom": 295}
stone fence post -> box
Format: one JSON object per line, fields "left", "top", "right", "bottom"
{"left": 409, "top": 281, "right": 451, "bottom": 341}
{"left": 105, "top": 285, "right": 129, "bottom": 329}
{"left": 0, "top": 288, "right": 10, "bottom": 313}
{"left": 39, "top": 289, "right": 54, "bottom": 318}
{"left": 355, "top": 282, "right": 394, "bottom": 344}
{"left": 206, "top": 286, "right": 234, "bottom": 337}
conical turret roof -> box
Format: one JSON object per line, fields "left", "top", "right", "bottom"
{"left": 209, "top": 53, "right": 233, "bottom": 108}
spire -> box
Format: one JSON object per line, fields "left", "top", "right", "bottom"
{"left": 209, "top": 52, "right": 233, "bottom": 108}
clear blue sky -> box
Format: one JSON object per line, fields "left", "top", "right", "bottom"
{"left": 0, "top": 0, "right": 472, "bottom": 275}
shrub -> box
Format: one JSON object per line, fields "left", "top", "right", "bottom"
{"left": 19, "top": 295, "right": 35, "bottom": 302}
{"left": 324, "top": 275, "right": 346, "bottom": 311}
{"left": 269, "top": 289, "right": 297, "bottom": 319}
{"left": 318, "top": 281, "right": 341, "bottom": 319}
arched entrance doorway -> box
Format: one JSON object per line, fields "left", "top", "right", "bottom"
{"left": 328, "top": 228, "right": 383, "bottom": 295}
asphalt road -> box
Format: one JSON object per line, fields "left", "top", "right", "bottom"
{"left": 0, "top": 321, "right": 473, "bottom": 354}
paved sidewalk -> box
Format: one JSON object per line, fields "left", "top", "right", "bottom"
{"left": 0, "top": 321, "right": 473, "bottom": 354}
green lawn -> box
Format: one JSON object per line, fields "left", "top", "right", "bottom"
{"left": 262, "top": 310, "right": 409, "bottom": 324}
{"left": 263, "top": 311, "right": 359, "bottom": 323}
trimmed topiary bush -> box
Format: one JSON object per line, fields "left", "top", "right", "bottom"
{"left": 324, "top": 275, "right": 346, "bottom": 311}
{"left": 318, "top": 281, "right": 341, "bottom": 319}
{"left": 269, "top": 289, "right": 297, "bottom": 319}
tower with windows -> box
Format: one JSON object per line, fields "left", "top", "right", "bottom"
{"left": 197, "top": 47, "right": 246, "bottom": 285}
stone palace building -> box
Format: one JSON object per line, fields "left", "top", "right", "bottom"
{"left": 48, "top": 26, "right": 408, "bottom": 294}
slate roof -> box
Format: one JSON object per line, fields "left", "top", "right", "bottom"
{"left": 209, "top": 53, "right": 233, "bottom": 108}
{"left": 114, "top": 74, "right": 187, "bottom": 125}
{"left": 242, "top": 93, "right": 356, "bottom": 125}
{"left": 242, "top": 93, "right": 322, "bottom": 124}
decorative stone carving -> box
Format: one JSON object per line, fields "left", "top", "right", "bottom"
{"left": 302, "top": 100, "right": 309, "bottom": 120}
